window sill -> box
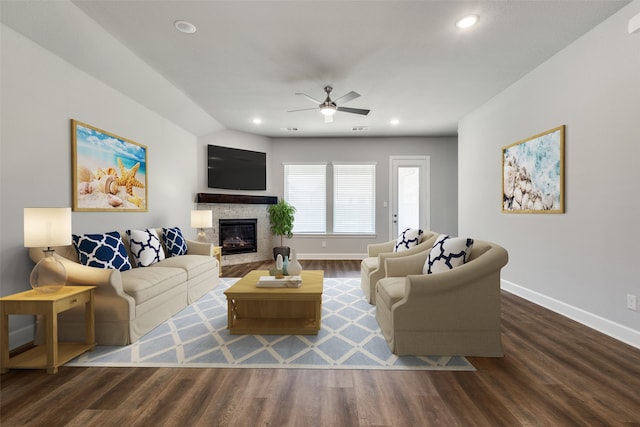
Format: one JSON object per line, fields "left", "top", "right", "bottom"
{"left": 293, "top": 233, "right": 377, "bottom": 239}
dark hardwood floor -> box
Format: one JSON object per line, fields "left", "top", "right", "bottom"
{"left": 2, "top": 260, "right": 640, "bottom": 426}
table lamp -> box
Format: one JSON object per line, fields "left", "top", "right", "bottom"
{"left": 23, "top": 207, "right": 72, "bottom": 293}
{"left": 191, "top": 210, "right": 212, "bottom": 242}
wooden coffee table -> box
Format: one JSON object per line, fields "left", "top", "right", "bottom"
{"left": 224, "top": 270, "right": 324, "bottom": 335}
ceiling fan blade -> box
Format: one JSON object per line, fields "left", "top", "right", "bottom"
{"left": 324, "top": 114, "right": 334, "bottom": 123}
{"left": 334, "top": 91, "right": 360, "bottom": 105}
{"left": 337, "top": 106, "right": 370, "bottom": 116}
{"left": 288, "top": 107, "right": 319, "bottom": 112}
{"left": 296, "top": 92, "right": 322, "bottom": 104}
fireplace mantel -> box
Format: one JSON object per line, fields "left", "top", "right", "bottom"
{"left": 196, "top": 193, "right": 278, "bottom": 205}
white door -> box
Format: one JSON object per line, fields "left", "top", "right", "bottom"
{"left": 390, "top": 156, "right": 430, "bottom": 238}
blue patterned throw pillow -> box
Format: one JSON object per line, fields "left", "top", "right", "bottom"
{"left": 73, "top": 231, "right": 132, "bottom": 271}
{"left": 162, "top": 227, "right": 188, "bottom": 257}
{"left": 394, "top": 228, "right": 423, "bottom": 252}
{"left": 423, "top": 234, "right": 474, "bottom": 274}
{"left": 126, "top": 229, "right": 166, "bottom": 267}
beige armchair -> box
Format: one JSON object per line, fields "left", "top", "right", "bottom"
{"left": 375, "top": 239, "right": 508, "bottom": 356}
{"left": 360, "top": 230, "right": 439, "bottom": 304}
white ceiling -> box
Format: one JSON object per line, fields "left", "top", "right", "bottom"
{"left": 1, "top": 1, "right": 630, "bottom": 138}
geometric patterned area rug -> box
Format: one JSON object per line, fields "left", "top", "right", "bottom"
{"left": 67, "top": 277, "right": 474, "bottom": 371}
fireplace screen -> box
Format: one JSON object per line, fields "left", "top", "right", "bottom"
{"left": 219, "top": 218, "right": 257, "bottom": 256}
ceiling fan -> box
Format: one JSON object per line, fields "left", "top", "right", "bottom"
{"left": 288, "top": 86, "right": 370, "bottom": 123}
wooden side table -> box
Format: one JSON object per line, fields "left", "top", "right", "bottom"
{"left": 0, "top": 286, "right": 96, "bottom": 374}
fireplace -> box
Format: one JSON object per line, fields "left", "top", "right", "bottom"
{"left": 219, "top": 219, "right": 257, "bottom": 256}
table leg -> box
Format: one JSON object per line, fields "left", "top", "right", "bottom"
{"left": 85, "top": 291, "right": 95, "bottom": 348}
{"left": 0, "top": 305, "right": 8, "bottom": 374}
{"left": 46, "top": 305, "right": 58, "bottom": 374}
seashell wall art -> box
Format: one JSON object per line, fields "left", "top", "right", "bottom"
{"left": 502, "top": 125, "right": 565, "bottom": 214}
{"left": 71, "top": 119, "right": 148, "bottom": 212}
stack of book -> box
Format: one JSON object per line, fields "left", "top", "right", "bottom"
{"left": 256, "top": 276, "right": 303, "bottom": 288}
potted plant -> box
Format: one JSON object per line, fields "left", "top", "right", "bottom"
{"left": 268, "top": 199, "right": 296, "bottom": 260}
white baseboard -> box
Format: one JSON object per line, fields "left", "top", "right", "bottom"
{"left": 298, "top": 253, "right": 367, "bottom": 261}
{"left": 502, "top": 279, "right": 640, "bottom": 350}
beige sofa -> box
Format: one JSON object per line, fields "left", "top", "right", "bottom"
{"left": 375, "top": 239, "right": 508, "bottom": 357}
{"left": 29, "top": 228, "right": 219, "bottom": 345}
{"left": 360, "top": 230, "right": 439, "bottom": 304}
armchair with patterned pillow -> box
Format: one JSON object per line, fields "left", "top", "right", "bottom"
{"left": 375, "top": 236, "right": 508, "bottom": 356}
{"left": 360, "top": 228, "right": 439, "bottom": 304}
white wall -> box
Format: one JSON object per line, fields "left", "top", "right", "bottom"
{"left": 0, "top": 25, "right": 200, "bottom": 348}
{"left": 270, "top": 136, "right": 458, "bottom": 257}
{"left": 458, "top": 2, "right": 640, "bottom": 347}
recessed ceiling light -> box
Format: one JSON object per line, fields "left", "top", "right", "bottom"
{"left": 252, "top": 118, "right": 262, "bottom": 125}
{"left": 390, "top": 118, "right": 400, "bottom": 125}
{"left": 174, "top": 20, "right": 197, "bottom": 34}
{"left": 455, "top": 15, "right": 479, "bottom": 29}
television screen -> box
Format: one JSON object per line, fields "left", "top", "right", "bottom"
{"left": 207, "top": 145, "right": 266, "bottom": 191}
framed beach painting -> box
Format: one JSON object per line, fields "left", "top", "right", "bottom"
{"left": 502, "top": 125, "right": 565, "bottom": 214}
{"left": 72, "top": 120, "right": 148, "bottom": 212}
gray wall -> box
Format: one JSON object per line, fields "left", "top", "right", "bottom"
{"left": 269, "top": 137, "right": 458, "bottom": 257}
{"left": 458, "top": 1, "right": 640, "bottom": 347}
{"left": 1, "top": 25, "right": 200, "bottom": 348}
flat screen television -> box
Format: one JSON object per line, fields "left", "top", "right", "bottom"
{"left": 207, "top": 145, "right": 267, "bottom": 191}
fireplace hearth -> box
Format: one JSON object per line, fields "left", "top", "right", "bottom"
{"left": 219, "top": 219, "right": 257, "bottom": 256}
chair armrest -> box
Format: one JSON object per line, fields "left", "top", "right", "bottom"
{"left": 403, "top": 243, "right": 508, "bottom": 297}
{"left": 373, "top": 234, "right": 439, "bottom": 281}
{"left": 367, "top": 240, "right": 396, "bottom": 257}
{"left": 384, "top": 250, "right": 430, "bottom": 277}
{"left": 186, "top": 239, "right": 214, "bottom": 256}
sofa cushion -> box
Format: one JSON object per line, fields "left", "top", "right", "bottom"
{"left": 394, "top": 228, "right": 423, "bottom": 252}
{"left": 163, "top": 227, "right": 188, "bottom": 257}
{"left": 126, "top": 229, "right": 166, "bottom": 267}
{"left": 121, "top": 266, "right": 186, "bottom": 305}
{"left": 73, "top": 231, "right": 132, "bottom": 271}
{"left": 154, "top": 254, "right": 216, "bottom": 281}
{"left": 424, "top": 235, "right": 474, "bottom": 274}
{"left": 376, "top": 277, "right": 406, "bottom": 308}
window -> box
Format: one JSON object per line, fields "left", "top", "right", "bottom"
{"left": 284, "top": 163, "right": 326, "bottom": 233}
{"left": 333, "top": 163, "right": 376, "bottom": 233}
{"left": 284, "top": 162, "right": 376, "bottom": 234}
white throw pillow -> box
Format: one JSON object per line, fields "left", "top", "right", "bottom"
{"left": 423, "top": 235, "right": 474, "bottom": 274}
{"left": 126, "top": 229, "right": 166, "bottom": 267}
{"left": 394, "top": 228, "right": 423, "bottom": 252}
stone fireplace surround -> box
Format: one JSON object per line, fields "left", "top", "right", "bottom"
{"left": 196, "top": 193, "right": 277, "bottom": 266}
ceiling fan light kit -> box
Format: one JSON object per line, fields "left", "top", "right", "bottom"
{"left": 320, "top": 106, "right": 336, "bottom": 116}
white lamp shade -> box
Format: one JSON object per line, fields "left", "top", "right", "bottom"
{"left": 24, "top": 208, "right": 72, "bottom": 248}
{"left": 191, "top": 210, "right": 212, "bottom": 228}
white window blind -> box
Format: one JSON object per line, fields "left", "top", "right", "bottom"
{"left": 333, "top": 163, "right": 376, "bottom": 233}
{"left": 284, "top": 164, "right": 326, "bottom": 233}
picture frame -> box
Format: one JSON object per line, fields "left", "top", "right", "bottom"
{"left": 502, "top": 125, "right": 565, "bottom": 214}
{"left": 72, "top": 120, "right": 148, "bottom": 212}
